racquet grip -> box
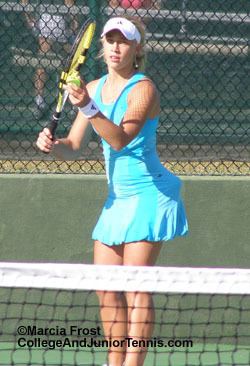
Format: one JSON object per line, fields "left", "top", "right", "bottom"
{"left": 47, "top": 112, "right": 60, "bottom": 139}
{"left": 42, "top": 114, "right": 60, "bottom": 154}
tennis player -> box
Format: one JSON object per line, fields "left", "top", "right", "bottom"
{"left": 36, "top": 16, "right": 188, "bottom": 366}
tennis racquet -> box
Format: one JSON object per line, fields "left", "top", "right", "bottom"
{"left": 47, "top": 18, "right": 96, "bottom": 138}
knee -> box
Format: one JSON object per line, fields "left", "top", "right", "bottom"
{"left": 126, "top": 292, "right": 153, "bottom": 309}
{"left": 96, "top": 290, "right": 124, "bottom": 307}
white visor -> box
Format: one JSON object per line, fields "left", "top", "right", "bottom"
{"left": 101, "top": 17, "right": 141, "bottom": 44}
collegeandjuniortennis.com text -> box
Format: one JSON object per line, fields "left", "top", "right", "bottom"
{"left": 16, "top": 325, "right": 193, "bottom": 350}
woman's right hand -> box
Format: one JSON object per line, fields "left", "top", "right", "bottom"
{"left": 36, "top": 128, "right": 59, "bottom": 153}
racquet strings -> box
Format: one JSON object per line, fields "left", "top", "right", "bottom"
{"left": 56, "top": 20, "right": 96, "bottom": 114}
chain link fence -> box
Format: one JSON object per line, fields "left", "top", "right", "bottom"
{"left": 0, "top": 0, "right": 249, "bottom": 175}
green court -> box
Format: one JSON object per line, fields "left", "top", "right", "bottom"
{"left": 1, "top": 343, "right": 250, "bottom": 365}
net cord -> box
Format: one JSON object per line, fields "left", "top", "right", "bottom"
{"left": 0, "top": 262, "right": 250, "bottom": 295}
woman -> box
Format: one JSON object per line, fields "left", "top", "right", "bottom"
{"left": 36, "top": 16, "right": 188, "bottom": 366}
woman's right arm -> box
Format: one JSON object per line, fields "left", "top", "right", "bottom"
{"left": 36, "top": 79, "right": 98, "bottom": 159}
{"left": 36, "top": 111, "right": 91, "bottom": 160}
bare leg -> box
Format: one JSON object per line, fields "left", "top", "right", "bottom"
{"left": 35, "top": 67, "right": 46, "bottom": 98}
{"left": 94, "top": 241, "right": 127, "bottom": 366}
{"left": 35, "top": 36, "right": 51, "bottom": 98}
{"left": 94, "top": 240, "right": 162, "bottom": 366}
{"left": 123, "top": 241, "right": 162, "bottom": 366}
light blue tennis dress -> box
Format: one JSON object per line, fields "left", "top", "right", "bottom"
{"left": 91, "top": 73, "right": 188, "bottom": 245}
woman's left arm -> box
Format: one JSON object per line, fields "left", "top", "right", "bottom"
{"left": 65, "top": 79, "right": 159, "bottom": 151}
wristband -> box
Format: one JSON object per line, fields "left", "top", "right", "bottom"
{"left": 79, "top": 99, "right": 99, "bottom": 119}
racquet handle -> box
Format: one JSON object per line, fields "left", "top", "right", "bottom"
{"left": 42, "top": 113, "right": 60, "bottom": 154}
{"left": 47, "top": 112, "right": 60, "bottom": 139}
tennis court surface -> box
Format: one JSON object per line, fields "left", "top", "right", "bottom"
{"left": 0, "top": 263, "right": 249, "bottom": 366}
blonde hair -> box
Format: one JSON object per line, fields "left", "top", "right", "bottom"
{"left": 98, "top": 16, "right": 147, "bottom": 72}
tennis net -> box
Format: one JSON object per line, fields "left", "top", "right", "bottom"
{"left": 0, "top": 262, "right": 250, "bottom": 366}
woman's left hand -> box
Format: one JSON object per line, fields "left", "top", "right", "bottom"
{"left": 63, "top": 80, "right": 91, "bottom": 108}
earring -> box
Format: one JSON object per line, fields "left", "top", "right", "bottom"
{"left": 134, "top": 55, "right": 139, "bottom": 69}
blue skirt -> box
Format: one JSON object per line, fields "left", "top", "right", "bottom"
{"left": 92, "top": 174, "right": 188, "bottom": 246}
